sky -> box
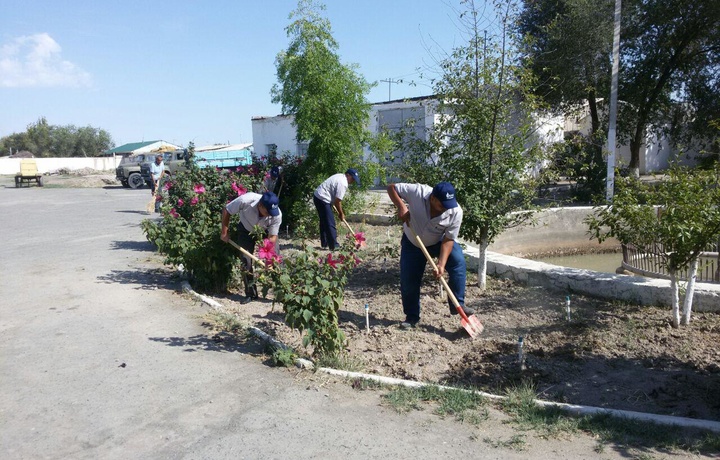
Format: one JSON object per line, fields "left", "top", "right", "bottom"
{"left": 0, "top": 0, "right": 490, "bottom": 149}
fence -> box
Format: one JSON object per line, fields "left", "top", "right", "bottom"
{"left": 0, "top": 156, "right": 121, "bottom": 175}
{"left": 622, "top": 241, "right": 720, "bottom": 284}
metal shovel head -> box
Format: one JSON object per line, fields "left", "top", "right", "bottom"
{"left": 462, "top": 314, "right": 484, "bottom": 337}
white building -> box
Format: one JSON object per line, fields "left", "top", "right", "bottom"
{"left": 252, "top": 96, "right": 442, "bottom": 163}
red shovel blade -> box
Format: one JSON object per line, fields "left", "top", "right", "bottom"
{"left": 457, "top": 306, "right": 484, "bottom": 337}
{"left": 461, "top": 315, "right": 484, "bottom": 337}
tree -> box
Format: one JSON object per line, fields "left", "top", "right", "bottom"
{"left": 620, "top": 0, "right": 720, "bottom": 175}
{"left": 396, "top": 0, "right": 547, "bottom": 290}
{"left": 0, "top": 118, "right": 114, "bottom": 157}
{"left": 271, "top": 0, "right": 374, "bottom": 231}
{"left": 586, "top": 165, "right": 720, "bottom": 327}
{"left": 518, "top": 0, "right": 720, "bottom": 179}
{"left": 517, "top": 0, "right": 613, "bottom": 199}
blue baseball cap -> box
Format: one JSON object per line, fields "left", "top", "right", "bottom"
{"left": 260, "top": 192, "right": 280, "bottom": 216}
{"left": 432, "top": 181, "right": 458, "bottom": 209}
{"left": 346, "top": 168, "right": 360, "bottom": 186}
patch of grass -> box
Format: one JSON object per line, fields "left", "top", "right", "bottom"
{"left": 498, "top": 381, "right": 720, "bottom": 456}
{"left": 383, "top": 386, "right": 422, "bottom": 413}
{"left": 204, "top": 310, "right": 247, "bottom": 335}
{"left": 483, "top": 434, "right": 527, "bottom": 451}
{"left": 315, "top": 352, "right": 364, "bottom": 372}
{"left": 576, "top": 413, "right": 720, "bottom": 455}
{"left": 270, "top": 347, "right": 298, "bottom": 367}
{"left": 382, "top": 385, "right": 488, "bottom": 424}
{"left": 501, "top": 381, "right": 579, "bottom": 437}
{"left": 350, "top": 377, "right": 386, "bottom": 391}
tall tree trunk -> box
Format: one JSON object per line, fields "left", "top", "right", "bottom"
{"left": 628, "top": 123, "right": 644, "bottom": 178}
{"left": 681, "top": 256, "right": 700, "bottom": 326}
{"left": 670, "top": 268, "right": 680, "bottom": 328}
{"left": 477, "top": 235, "right": 490, "bottom": 291}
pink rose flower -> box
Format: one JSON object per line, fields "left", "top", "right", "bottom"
{"left": 193, "top": 184, "right": 206, "bottom": 194}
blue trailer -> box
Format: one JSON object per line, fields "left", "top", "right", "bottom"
{"left": 195, "top": 148, "right": 252, "bottom": 169}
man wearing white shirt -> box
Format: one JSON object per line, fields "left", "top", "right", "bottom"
{"left": 387, "top": 181, "right": 472, "bottom": 329}
{"left": 221, "top": 191, "right": 282, "bottom": 302}
{"left": 313, "top": 168, "right": 360, "bottom": 250}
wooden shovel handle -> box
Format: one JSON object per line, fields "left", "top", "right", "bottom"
{"left": 227, "top": 239, "right": 262, "bottom": 264}
{"left": 341, "top": 219, "right": 355, "bottom": 234}
{"left": 333, "top": 205, "right": 355, "bottom": 234}
{"left": 407, "top": 228, "right": 470, "bottom": 322}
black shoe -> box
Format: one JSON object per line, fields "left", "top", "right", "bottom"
{"left": 451, "top": 306, "right": 475, "bottom": 316}
{"left": 400, "top": 320, "right": 418, "bottom": 330}
{"left": 240, "top": 296, "right": 258, "bottom": 305}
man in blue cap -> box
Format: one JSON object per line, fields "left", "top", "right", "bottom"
{"left": 221, "top": 191, "right": 282, "bottom": 302}
{"left": 313, "top": 168, "right": 360, "bottom": 250}
{"left": 263, "top": 165, "right": 283, "bottom": 196}
{"left": 386, "top": 181, "right": 473, "bottom": 329}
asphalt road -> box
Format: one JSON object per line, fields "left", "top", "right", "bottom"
{"left": 0, "top": 179, "right": 635, "bottom": 459}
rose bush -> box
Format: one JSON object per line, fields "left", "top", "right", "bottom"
{"left": 255, "top": 233, "right": 363, "bottom": 357}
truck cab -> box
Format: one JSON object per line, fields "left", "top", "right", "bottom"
{"left": 116, "top": 153, "right": 151, "bottom": 189}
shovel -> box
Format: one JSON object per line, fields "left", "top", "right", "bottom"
{"left": 334, "top": 206, "right": 367, "bottom": 248}
{"left": 407, "top": 227, "right": 484, "bottom": 337}
{"left": 226, "top": 239, "right": 262, "bottom": 264}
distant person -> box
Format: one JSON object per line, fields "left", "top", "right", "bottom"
{"left": 263, "top": 165, "right": 283, "bottom": 196}
{"left": 386, "top": 181, "right": 472, "bottom": 329}
{"left": 313, "top": 168, "right": 360, "bottom": 250}
{"left": 220, "top": 191, "right": 282, "bottom": 303}
{"left": 149, "top": 154, "right": 165, "bottom": 212}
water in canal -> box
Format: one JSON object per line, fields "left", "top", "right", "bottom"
{"left": 531, "top": 252, "right": 622, "bottom": 274}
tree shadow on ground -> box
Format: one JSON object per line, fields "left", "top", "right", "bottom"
{"left": 97, "top": 268, "right": 177, "bottom": 289}
{"left": 148, "top": 332, "right": 267, "bottom": 358}
{"left": 111, "top": 240, "right": 155, "bottom": 251}
{"left": 116, "top": 210, "right": 153, "bottom": 215}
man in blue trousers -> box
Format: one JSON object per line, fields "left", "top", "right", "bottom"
{"left": 386, "top": 181, "right": 474, "bottom": 329}
{"left": 313, "top": 168, "right": 360, "bottom": 250}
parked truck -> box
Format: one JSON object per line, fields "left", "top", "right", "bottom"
{"left": 140, "top": 146, "right": 253, "bottom": 186}
{"left": 115, "top": 153, "right": 153, "bottom": 189}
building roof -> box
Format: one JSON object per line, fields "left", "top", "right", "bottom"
{"left": 105, "top": 140, "right": 162, "bottom": 155}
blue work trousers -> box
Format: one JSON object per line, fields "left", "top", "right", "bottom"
{"left": 400, "top": 233, "right": 466, "bottom": 323}
{"left": 313, "top": 195, "right": 338, "bottom": 250}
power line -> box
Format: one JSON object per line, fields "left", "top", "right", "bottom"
{"left": 379, "top": 78, "right": 404, "bottom": 101}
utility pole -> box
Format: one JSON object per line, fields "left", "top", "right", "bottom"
{"left": 606, "top": 0, "right": 621, "bottom": 202}
{"left": 379, "top": 78, "right": 402, "bottom": 101}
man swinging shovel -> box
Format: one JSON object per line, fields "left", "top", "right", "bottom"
{"left": 387, "top": 181, "right": 483, "bottom": 337}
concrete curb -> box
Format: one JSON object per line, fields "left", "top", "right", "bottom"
{"left": 182, "top": 281, "right": 720, "bottom": 434}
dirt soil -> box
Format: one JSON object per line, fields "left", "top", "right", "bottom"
{"left": 42, "top": 170, "right": 118, "bottom": 188}
{"left": 216, "top": 223, "right": 720, "bottom": 423}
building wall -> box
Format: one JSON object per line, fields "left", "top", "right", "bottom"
{"left": 0, "top": 156, "right": 122, "bottom": 175}
{"left": 250, "top": 115, "right": 304, "bottom": 159}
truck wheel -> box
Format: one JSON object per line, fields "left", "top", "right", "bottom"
{"left": 37, "top": 176, "right": 44, "bottom": 187}
{"left": 128, "top": 173, "right": 144, "bottom": 189}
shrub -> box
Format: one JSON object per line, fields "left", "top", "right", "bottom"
{"left": 255, "top": 233, "right": 363, "bottom": 357}
{"left": 142, "top": 146, "right": 283, "bottom": 292}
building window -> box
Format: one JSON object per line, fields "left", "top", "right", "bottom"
{"left": 266, "top": 144, "right": 278, "bottom": 159}
{"left": 377, "top": 106, "right": 426, "bottom": 165}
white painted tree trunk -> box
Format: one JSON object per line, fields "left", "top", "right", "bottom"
{"left": 670, "top": 268, "right": 680, "bottom": 328}
{"left": 477, "top": 236, "right": 490, "bottom": 291}
{"left": 681, "top": 256, "right": 699, "bottom": 326}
